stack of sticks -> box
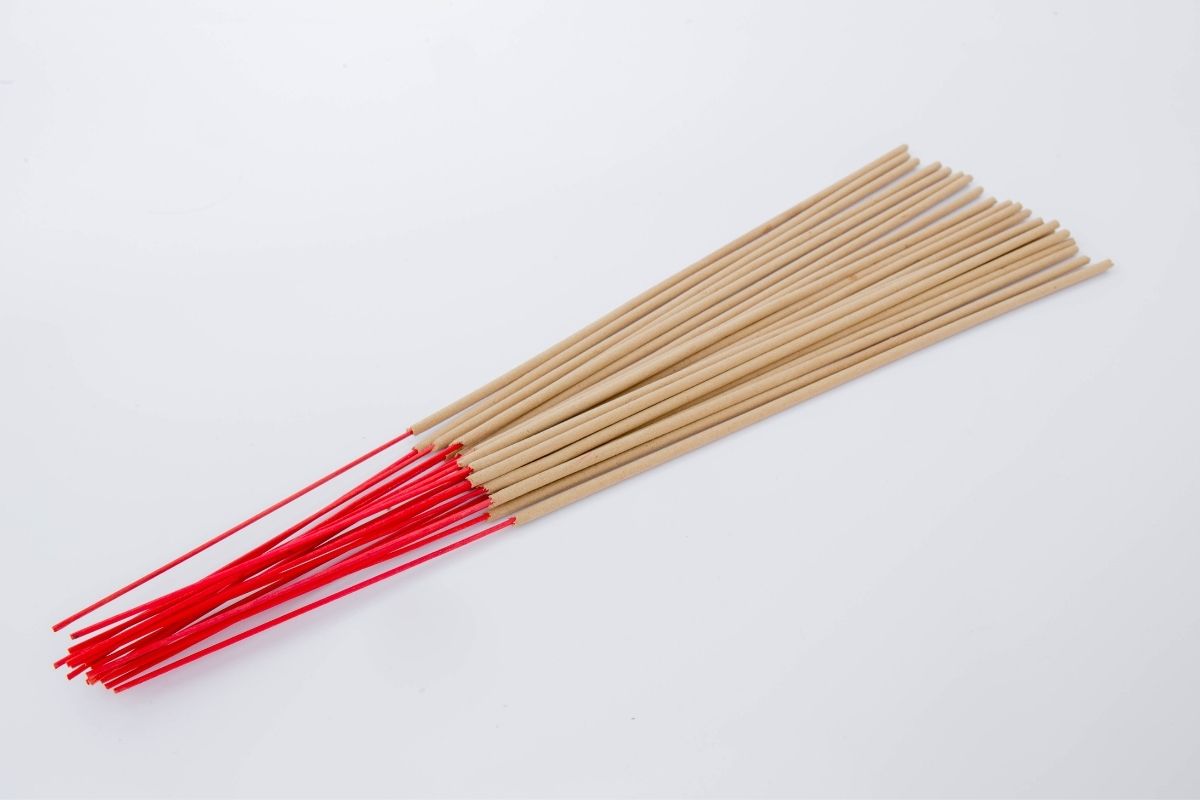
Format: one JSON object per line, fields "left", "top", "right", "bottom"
{"left": 53, "top": 145, "right": 1109, "bottom": 690}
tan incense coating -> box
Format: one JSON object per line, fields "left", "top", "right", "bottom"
{"left": 410, "top": 145, "right": 910, "bottom": 439}
{"left": 414, "top": 147, "right": 1109, "bottom": 530}
{"left": 488, "top": 250, "right": 1092, "bottom": 517}
{"left": 549, "top": 170, "right": 973, "bottom": 406}
{"left": 476, "top": 235, "right": 1079, "bottom": 494}
{"left": 481, "top": 229, "right": 1068, "bottom": 504}
{"left": 468, "top": 197, "right": 1032, "bottom": 460}
{"left": 503, "top": 260, "right": 1112, "bottom": 524}
{"left": 480, "top": 186, "right": 993, "bottom": 444}
{"left": 469, "top": 216, "right": 1057, "bottom": 470}
{"left": 433, "top": 155, "right": 927, "bottom": 449}
{"left": 467, "top": 198, "right": 1030, "bottom": 468}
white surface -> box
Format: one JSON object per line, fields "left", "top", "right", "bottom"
{"left": 2, "top": 1, "right": 1198, "bottom": 797}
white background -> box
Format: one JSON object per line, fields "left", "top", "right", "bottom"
{"left": 3, "top": 1, "right": 1198, "bottom": 797}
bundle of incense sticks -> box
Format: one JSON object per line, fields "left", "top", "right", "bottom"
{"left": 53, "top": 146, "right": 1110, "bottom": 691}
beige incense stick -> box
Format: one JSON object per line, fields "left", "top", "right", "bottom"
{"left": 641, "top": 199, "right": 1022, "bottom": 387}
{"left": 644, "top": 237, "right": 1079, "bottom": 423}
{"left": 538, "top": 191, "right": 1019, "bottom": 422}
{"left": 551, "top": 171, "right": 975, "bottom": 405}
{"left": 467, "top": 214, "right": 1054, "bottom": 467}
{"left": 448, "top": 167, "right": 972, "bottom": 450}
{"left": 834, "top": 236, "right": 1075, "bottom": 343}
{"left": 487, "top": 187, "right": 993, "bottom": 440}
{"left": 478, "top": 237, "right": 1079, "bottom": 500}
{"left": 473, "top": 233, "right": 1079, "bottom": 490}
{"left": 499, "top": 259, "right": 1112, "bottom": 524}
{"left": 466, "top": 209, "right": 1041, "bottom": 476}
{"left": 468, "top": 199, "right": 1035, "bottom": 461}
{"left": 480, "top": 172, "right": 985, "bottom": 445}
{"left": 429, "top": 155, "right": 927, "bottom": 449}
{"left": 488, "top": 251, "right": 1094, "bottom": 517}
{"left": 411, "top": 145, "right": 910, "bottom": 439}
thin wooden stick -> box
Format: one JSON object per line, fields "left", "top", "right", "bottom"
{"left": 489, "top": 250, "right": 1090, "bottom": 517}
{"left": 470, "top": 198, "right": 1032, "bottom": 462}
{"left": 477, "top": 173, "right": 986, "bottom": 449}
{"left": 480, "top": 234, "right": 1076, "bottom": 500}
{"left": 450, "top": 166, "right": 981, "bottom": 451}
{"left": 692, "top": 201, "right": 1025, "bottom": 361}
{"left": 411, "top": 145, "right": 910, "bottom": 438}
{"left": 429, "top": 154, "right": 926, "bottom": 449}
{"left": 543, "top": 171, "right": 974, "bottom": 410}
{"left": 485, "top": 195, "right": 1024, "bottom": 456}
{"left": 501, "top": 259, "right": 1112, "bottom": 523}
{"left": 639, "top": 236, "right": 1080, "bottom": 429}
{"left": 466, "top": 200, "right": 1031, "bottom": 472}
{"left": 468, "top": 212, "right": 1055, "bottom": 466}
{"left": 476, "top": 233, "right": 1079, "bottom": 490}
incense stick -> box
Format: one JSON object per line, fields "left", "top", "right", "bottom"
{"left": 505, "top": 259, "right": 1112, "bottom": 523}
{"left": 475, "top": 237, "right": 1082, "bottom": 494}
{"left": 429, "top": 155, "right": 928, "bottom": 449}
{"left": 52, "top": 146, "right": 1111, "bottom": 691}
{"left": 413, "top": 146, "right": 912, "bottom": 441}
{"left": 479, "top": 239, "right": 1083, "bottom": 504}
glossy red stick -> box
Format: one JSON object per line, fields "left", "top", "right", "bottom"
{"left": 89, "top": 500, "right": 494, "bottom": 684}
{"left": 66, "top": 443, "right": 441, "bottom": 641}
{"left": 109, "top": 517, "right": 517, "bottom": 692}
{"left": 66, "top": 478, "right": 481, "bottom": 670}
{"left": 54, "top": 430, "right": 415, "bottom": 632}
